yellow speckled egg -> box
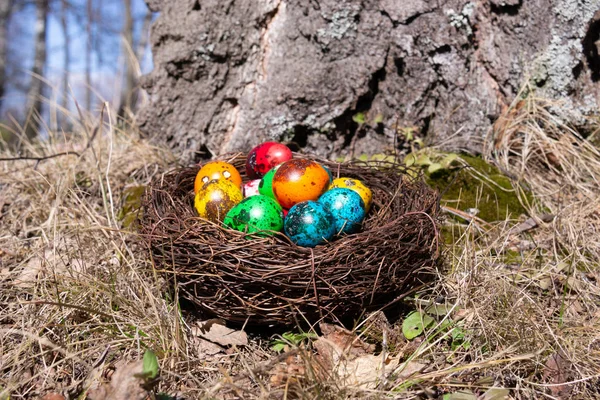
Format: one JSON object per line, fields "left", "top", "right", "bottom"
{"left": 194, "top": 161, "right": 242, "bottom": 194}
{"left": 330, "top": 177, "right": 373, "bottom": 212}
{"left": 194, "top": 179, "right": 243, "bottom": 223}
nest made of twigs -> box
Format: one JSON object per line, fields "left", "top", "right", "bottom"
{"left": 140, "top": 153, "right": 441, "bottom": 326}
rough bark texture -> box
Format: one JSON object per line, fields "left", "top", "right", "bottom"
{"left": 139, "top": 0, "right": 600, "bottom": 162}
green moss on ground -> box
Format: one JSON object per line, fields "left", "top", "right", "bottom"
{"left": 424, "top": 154, "right": 529, "bottom": 222}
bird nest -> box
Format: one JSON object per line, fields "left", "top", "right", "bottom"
{"left": 140, "top": 153, "right": 441, "bottom": 326}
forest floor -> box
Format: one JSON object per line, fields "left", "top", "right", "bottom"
{"left": 1, "top": 93, "right": 599, "bottom": 400}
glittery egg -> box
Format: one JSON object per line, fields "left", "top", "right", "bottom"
{"left": 319, "top": 188, "right": 366, "bottom": 234}
{"left": 194, "top": 179, "right": 243, "bottom": 223}
{"left": 243, "top": 179, "right": 261, "bottom": 198}
{"left": 194, "top": 161, "right": 242, "bottom": 194}
{"left": 258, "top": 164, "right": 281, "bottom": 200}
{"left": 246, "top": 142, "right": 293, "bottom": 179}
{"left": 272, "top": 159, "right": 330, "bottom": 209}
{"left": 224, "top": 195, "right": 284, "bottom": 235}
{"left": 330, "top": 177, "right": 373, "bottom": 212}
{"left": 284, "top": 201, "right": 335, "bottom": 247}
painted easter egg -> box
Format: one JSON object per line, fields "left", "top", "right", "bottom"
{"left": 284, "top": 201, "right": 335, "bottom": 247}
{"left": 272, "top": 159, "right": 330, "bottom": 209}
{"left": 224, "top": 195, "right": 284, "bottom": 235}
{"left": 194, "top": 179, "right": 243, "bottom": 223}
{"left": 330, "top": 177, "right": 373, "bottom": 212}
{"left": 246, "top": 142, "right": 293, "bottom": 179}
{"left": 194, "top": 161, "right": 242, "bottom": 194}
{"left": 322, "top": 164, "right": 334, "bottom": 183}
{"left": 243, "top": 179, "right": 261, "bottom": 198}
{"left": 258, "top": 164, "right": 281, "bottom": 200}
{"left": 319, "top": 188, "right": 366, "bottom": 234}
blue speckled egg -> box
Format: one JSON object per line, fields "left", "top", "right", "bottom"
{"left": 319, "top": 188, "right": 366, "bottom": 234}
{"left": 284, "top": 201, "right": 335, "bottom": 247}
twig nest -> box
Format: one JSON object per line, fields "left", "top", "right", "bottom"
{"left": 141, "top": 153, "right": 441, "bottom": 326}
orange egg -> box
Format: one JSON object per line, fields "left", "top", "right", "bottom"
{"left": 272, "top": 159, "right": 330, "bottom": 209}
{"left": 194, "top": 161, "right": 242, "bottom": 193}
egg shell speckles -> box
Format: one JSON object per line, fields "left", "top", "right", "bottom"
{"left": 194, "top": 179, "right": 243, "bottom": 223}
{"left": 272, "top": 159, "right": 330, "bottom": 209}
{"left": 319, "top": 188, "right": 366, "bottom": 234}
{"left": 258, "top": 165, "right": 281, "bottom": 200}
{"left": 284, "top": 201, "right": 335, "bottom": 247}
{"left": 330, "top": 177, "right": 372, "bottom": 212}
{"left": 243, "top": 179, "right": 261, "bottom": 198}
{"left": 224, "top": 195, "right": 284, "bottom": 235}
{"left": 194, "top": 161, "right": 242, "bottom": 194}
{"left": 245, "top": 142, "right": 293, "bottom": 179}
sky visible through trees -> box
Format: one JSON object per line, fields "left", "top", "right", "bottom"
{"left": 1, "top": 0, "right": 154, "bottom": 131}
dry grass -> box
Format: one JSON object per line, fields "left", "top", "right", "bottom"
{"left": 0, "top": 91, "right": 599, "bottom": 399}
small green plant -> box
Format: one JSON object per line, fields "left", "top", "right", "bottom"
{"left": 352, "top": 111, "right": 384, "bottom": 128}
{"left": 271, "top": 331, "right": 317, "bottom": 352}
{"left": 401, "top": 306, "right": 472, "bottom": 351}
{"left": 140, "top": 349, "right": 159, "bottom": 380}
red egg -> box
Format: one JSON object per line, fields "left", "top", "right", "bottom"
{"left": 272, "top": 159, "right": 330, "bottom": 209}
{"left": 246, "top": 142, "right": 293, "bottom": 179}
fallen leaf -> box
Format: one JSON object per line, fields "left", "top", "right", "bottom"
{"left": 313, "top": 323, "right": 397, "bottom": 389}
{"left": 41, "top": 394, "right": 65, "bottom": 400}
{"left": 14, "top": 250, "right": 53, "bottom": 288}
{"left": 269, "top": 353, "right": 306, "bottom": 388}
{"left": 191, "top": 319, "right": 248, "bottom": 347}
{"left": 194, "top": 336, "right": 224, "bottom": 355}
{"left": 482, "top": 387, "right": 510, "bottom": 399}
{"left": 394, "top": 360, "right": 427, "bottom": 381}
{"left": 542, "top": 351, "right": 572, "bottom": 398}
{"left": 87, "top": 360, "right": 150, "bottom": 400}
{"left": 443, "top": 390, "right": 477, "bottom": 400}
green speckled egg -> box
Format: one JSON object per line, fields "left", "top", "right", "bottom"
{"left": 223, "top": 195, "right": 284, "bottom": 235}
{"left": 258, "top": 164, "right": 280, "bottom": 200}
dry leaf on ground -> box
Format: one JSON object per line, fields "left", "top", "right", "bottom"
{"left": 191, "top": 319, "right": 248, "bottom": 347}
{"left": 542, "top": 351, "right": 572, "bottom": 398}
{"left": 313, "top": 323, "right": 399, "bottom": 389}
{"left": 87, "top": 360, "right": 149, "bottom": 400}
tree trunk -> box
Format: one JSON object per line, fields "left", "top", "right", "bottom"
{"left": 60, "top": 0, "right": 70, "bottom": 126}
{"left": 0, "top": 0, "right": 12, "bottom": 115}
{"left": 25, "top": 0, "right": 49, "bottom": 139}
{"left": 138, "top": 0, "right": 600, "bottom": 163}
{"left": 117, "top": 0, "right": 135, "bottom": 118}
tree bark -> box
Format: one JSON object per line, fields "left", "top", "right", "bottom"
{"left": 25, "top": 0, "right": 49, "bottom": 139}
{"left": 139, "top": 0, "right": 600, "bottom": 163}
{"left": 60, "top": 0, "right": 70, "bottom": 126}
{"left": 117, "top": 0, "right": 135, "bottom": 118}
{"left": 0, "top": 0, "right": 12, "bottom": 115}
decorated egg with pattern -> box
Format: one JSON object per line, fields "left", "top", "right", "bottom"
{"left": 284, "top": 201, "right": 335, "bottom": 247}
{"left": 246, "top": 142, "right": 293, "bottom": 179}
{"left": 329, "top": 177, "right": 372, "bottom": 212}
{"left": 319, "top": 188, "right": 366, "bottom": 234}
{"left": 272, "top": 159, "right": 330, "bottom": 209}
{"left": 194, "top": 161, "right": 242, "bottom": 194}
{"left": 224, "top": 195, "right": 284, "bottom": 235}
{"left": 258, "top": 164, "right": 281, "bottom": 200}
{"left": 194, "top": 179, "right": 243, "bottom": 223}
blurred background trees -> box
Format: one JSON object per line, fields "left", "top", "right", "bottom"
{"left": 0, "top": 0, "right": 153, "bottom": 142}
